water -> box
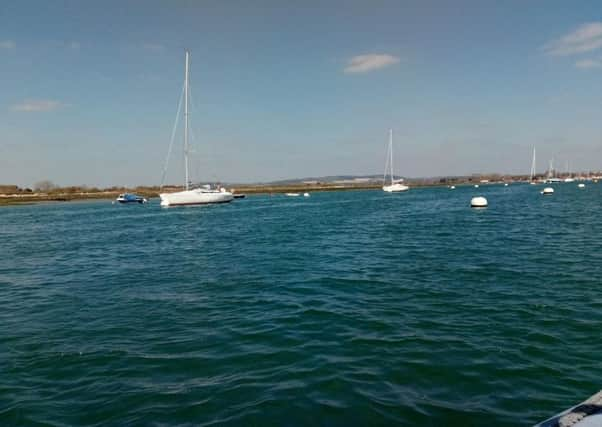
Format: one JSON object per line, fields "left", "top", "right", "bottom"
{"left": 2, "top": 184, "right": 602, "bottom": 426}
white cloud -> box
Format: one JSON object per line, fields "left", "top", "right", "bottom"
{"left": 0, "top": 40, "right": 16, "bottom": 49}
{"left": 11, "top": 99, "right": 65, "bottom": 112}
{"left": 544, "top": 22, "right": 602, "bottom": 56}
{"left": 575, "top": 58, "right": 602, "bottom": 69}
{"left": 344, "top": 53, "right": 400, "bottom": 74}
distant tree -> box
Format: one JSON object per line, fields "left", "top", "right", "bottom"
{"left": 34, "top": 180, "right": 56, "bottom": 192}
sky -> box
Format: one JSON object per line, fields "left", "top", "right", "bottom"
{"left": 1, "top": 0, "right": 601, "bottom": 187}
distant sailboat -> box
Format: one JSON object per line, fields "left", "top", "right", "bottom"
{"left": 546, "top": 158, "right": 562, "bottom": 183}
{"left": 382, "top": 129, "right": 409, "bottom": 193}
{"left": 159, "top": 51, "right": 233, "bottom": 207}
{"left": 529, "top": 147, "right": 537, "bottom": 184}
{"left": 564, "top": 160, "right": 575, "bottom": 182}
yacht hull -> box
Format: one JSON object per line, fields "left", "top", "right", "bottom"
{"left": 383, "top": 184, "right": 409, "bottom": 192}
{"left": 159, "top": 189, "right": 233, "bottom": 207}
{"left": 117, "top": 200, "right": 145, "bottom": 204}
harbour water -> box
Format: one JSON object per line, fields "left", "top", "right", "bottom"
{"left": 2, "top": 184, "right": 601, "bottom": 426}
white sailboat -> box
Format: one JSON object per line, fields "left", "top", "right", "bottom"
{"left": 382, "top": 129, "right": 409, "bottom": 193}
{"left": 160, "top": 51, "right": 233, "bottom": 207}
{"left": 564, "top": 160, "right": 575, "bottom": 182}
{"left": 529, "top": 147, "right": 537, "bottom": 184}
{"left": 546, "top": 158, "right": 562, "bottom": 183}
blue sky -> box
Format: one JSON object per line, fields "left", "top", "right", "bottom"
{"left": 1, "top": 0, "right": 601, "bottom": 187}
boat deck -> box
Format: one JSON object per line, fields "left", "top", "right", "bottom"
{"left": 536, "top": 391, "right": 602, "bottom": 427}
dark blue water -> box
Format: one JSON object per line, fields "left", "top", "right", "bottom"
{"left": 2, "top": 184, "right": 602, "bottom": 426}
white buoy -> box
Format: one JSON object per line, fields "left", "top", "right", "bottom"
{"left": 578, "top": 183, "right": 585, "bottom": 189}
{"left": 303, "top": 192, "right": 310, "bottom": 197}
{"left": 471, "top": 196, "right": 488, "bottom": 208}
{"left": 504, "top": 183, "right": 509, "bottom": 187}
{"left": 450, "top": 185, "right": 456, "bottom": 190}
{"left": 474, "top": 184, "right": 479, "bottom": 188}
{"left": 541, "top": 187, "right": 554, "bottom": 195}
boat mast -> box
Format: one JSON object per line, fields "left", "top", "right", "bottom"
{"left": 184, "top": 50, "right": 190, "bottom": 191}
{"left": 530, "top": 147, "right": 536, "bottom": 181}
{"left": 389, "top": 129, "right": 394, "bottom": 184}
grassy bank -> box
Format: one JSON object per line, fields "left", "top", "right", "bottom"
{"left": 0, "top": 178, "right": 541, "bottom": 206}
{"left": 0, "top": 184, "right": 383, "bottom": 206}
{"left": 0, "top": 191, "right": 123, "bottom": 206}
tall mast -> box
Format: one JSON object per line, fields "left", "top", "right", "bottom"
{"left": 389, "top": 129, "right": 394, "bottom": 184}
{"left": 530, "top": 147, "right": 536, "bottom": 181}
{"left": 184, "top": 50, "right": 190, "bottom": 191}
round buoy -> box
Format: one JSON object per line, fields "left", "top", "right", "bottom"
{"left": 303, "top": 192, "right": 310, "bottom": 197}
{"left": 471, "top": 196, "right": 488, "bottom": 208}
{"left": 450, "top": 185, "right": 456, "bottom": 190}
{"left": 504, "top": 183, "right": 509, "bottom": 187}
{"left": 541, "top": 187, "right": 554, "bottom": 195}
{"left": 578, "top": 183, "right": 585, "bottom": 189}
{"left": 474, "top": 184, "right": 479, "bottom": 188}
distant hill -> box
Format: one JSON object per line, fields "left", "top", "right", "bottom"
{"left": 260, "top": 175, "right": 386, "bottom": 185}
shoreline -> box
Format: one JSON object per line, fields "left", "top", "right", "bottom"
{"left": 0, "top": 181, "right": 534, "bottom": 206}
{"left": 0, "top": 185, "right": 381, "bottom": 206}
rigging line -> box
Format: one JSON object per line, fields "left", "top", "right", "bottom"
{"left": 160, "top": 81, "right": 186, "bottom": 189}
{"left": 383, "top": 138, "right": 390, "bottom": 184}
{"left": 188, "top": 82, "right": 217, "bottom": 183}
{"left": 188, "top": 123, "right": 199, "bottom": 184}
{"left": 188, "top": 120, "right": 215, "bottom": 185}
{"left": 187, "top": 86, "right": 202, "bottom": 184}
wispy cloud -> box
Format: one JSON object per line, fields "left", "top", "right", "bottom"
{"left": 575, "top": 58, "right": 602, "bottom": 69}
{"left": 344, "top": 53, "right": 400, "bottom": 74}
{"left": 544, "top": 22, "right": 602, "bottom": 56}
{"left": 143, "top": 42, "right": 165, "bottom": 52}
{"left": 11, "top": 99, "right": 65, "bottom": 112}
{"left": 0, "top": 40, "right": 16, "bottom": 49}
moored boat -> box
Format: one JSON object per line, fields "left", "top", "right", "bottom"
{"left": 159, "top": 51, "right": 233, "bottom": 207}
{"left": 116, "top": 193, "right": 147, "bottom": 204}
{"left": 160, "top": 187, "right": 233, "bottom": 206}
{"left": 382, "top": 129, "right": 409, "bottom": 193}
{"left": 383, "top": 182, "right": 410, "bottom": 192}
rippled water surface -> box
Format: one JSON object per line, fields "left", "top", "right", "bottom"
{"left": 2, "top": 184, "right": 602, "bottom": 426}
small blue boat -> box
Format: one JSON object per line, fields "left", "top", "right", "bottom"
{"left": 115, "top": 193, "right": 147, "bottom": 204}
